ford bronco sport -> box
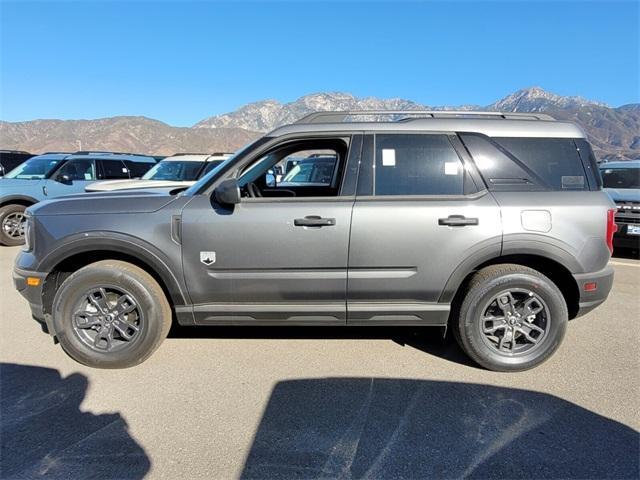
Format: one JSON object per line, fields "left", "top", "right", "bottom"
{"left": 13, "top": 111, "right": 616, "bottom": 371}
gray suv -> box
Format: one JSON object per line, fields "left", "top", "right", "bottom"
{"left": 13, "top": 111, "right": 616, "bottom": 371}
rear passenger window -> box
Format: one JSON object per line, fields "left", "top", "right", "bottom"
{"left": 374, "top": 134, "right": 465, "bottom": 196}
{"left": 99, "top": 160, "right": 129, "bottom": 179}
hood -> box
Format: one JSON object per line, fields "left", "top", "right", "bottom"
{"left": 86, "top": 179, "right": 195, "bottom": 192}
{"left": 603, "top": 188, "right": 640, "bottom": 203}
{"left": 29, "top": 190, "right": 180, "bottom": 216}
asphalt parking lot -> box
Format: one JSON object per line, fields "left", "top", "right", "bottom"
{"left": 1, "top": 245, "right": 639, "bottom": 479}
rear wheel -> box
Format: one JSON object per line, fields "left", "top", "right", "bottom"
{"left": 454, "top": 264, "right": 568, "bottom": 372}
{"left": 52, "top": 260, "right": 172, "bottom": 368}
{"left": 0, "top": 204, "right": 27, "bottom": 246}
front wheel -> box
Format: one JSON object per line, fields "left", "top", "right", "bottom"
{"left": 0, "top": 204, "right": 27, "bottom": 246}
{"left": 52, "top": 260, "right": 172, "bottom": 368}
{"left": 454, "top": 264, "right": 568, "bottom": 372}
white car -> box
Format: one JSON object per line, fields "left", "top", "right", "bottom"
{"left": 85, "top": 153, "right": 233, "bottom": 192}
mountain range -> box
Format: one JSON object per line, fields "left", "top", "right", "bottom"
{"left": 1, "top": 87, "right": 638, "bottom": 160}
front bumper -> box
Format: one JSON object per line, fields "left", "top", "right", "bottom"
{"left": 13, "top": 266, "right": 52, "bottom": 334}
{"left": 573, "top": 265, "right": 615, "bottom": 318}
{"left": 613, "top": 229, "right": 640, "bottom": 250}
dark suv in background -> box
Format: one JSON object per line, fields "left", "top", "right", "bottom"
{"left": 600, "top": 160, "right": 640, "bottom": 251}
{"left": 0, "top": 150, "right": 33, "bottom": 177}
{"left": 13, "top": 111, "right": 615, "bottom": 371}
{"left": 0, "top": 151, "right": 157, "bottom": 245}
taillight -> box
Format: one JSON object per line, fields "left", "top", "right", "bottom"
{"left": 606, "top": 209, "right": 618, "bottom": 254}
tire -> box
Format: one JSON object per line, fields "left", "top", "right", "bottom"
{"left": 453, "top": 264, "right": 568, "bottom": 372}
{"left": 52, "top": 260, "right": 172, "bottom": 369}
{"left": 0, "top": 204, "right": 27, "bottom": 246}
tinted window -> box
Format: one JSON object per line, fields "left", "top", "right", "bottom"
{"left": 99, "top": 160, "right": 129, "bottom": 179}
{"left": 374, "top": 134, "right": 464, "bottom": 196}
{"left": 494, "top": 137, "right": 588, "bottom": 190}
{"left": 54, "top": 159, "right": 96, "bottom": 181}
{"left": 124, "top": 160, "right": 154, "bottom": 178}
{"left": 600, "top": 167, "right": 640, "bottom": 189}
{"left": 201, "top": 160, "right": 224, "bottom": 176}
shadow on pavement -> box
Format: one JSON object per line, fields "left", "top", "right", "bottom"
{"left": 0, "top": 363, "right": 150, "bottom": 479}
{"left": 241, "top": 378, "right": 639, "bottom": 479}
{"left": 169, "top": 325, "right": 479, "bottom": 369}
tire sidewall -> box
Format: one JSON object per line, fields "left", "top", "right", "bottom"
{"left": 461, "top": 272, "right": 567, "bottom": 371}
{"left": 0, "top": 204, "right": 27, "bottom": 246}
{"left": 53, "top": 265, "right": 166, "bottom": 368}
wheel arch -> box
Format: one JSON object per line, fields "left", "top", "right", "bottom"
{"left": 0, "top": 195, "right": 38, "bottom": 209}
{"left": 40, "top": 237, "right": 189, "bottom": 321}
{"left": 443, "top": 253, "right": 581, "bottom": 320}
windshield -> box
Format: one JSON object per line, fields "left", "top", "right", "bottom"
{"left": 142, "top": 161, "right": 206, "bottom": 181}
{"left": 601, "top": 167, "right": 640, "bottom": 189}
{"left": 4, "top": 157, "right": 64, "bottom": 179}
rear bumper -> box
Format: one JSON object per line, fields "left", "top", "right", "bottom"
{"left": 12, "top": 266, "right": 53, "bottom": 334}
{"left": 573, "top": 266, "right": 615, "bottom": 318}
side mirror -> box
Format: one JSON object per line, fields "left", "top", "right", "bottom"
{"left": 214, "top": 178, "right": 241, "bottom": 205}
{"left": 57, "top": 174, "right": 73, "bottom": 184}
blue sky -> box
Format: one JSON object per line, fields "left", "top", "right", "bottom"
{"left": 1, "top": 0, "right": 638, "bottom": 126}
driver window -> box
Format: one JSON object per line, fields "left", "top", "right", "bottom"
{"left": 55, "top": 159, "right": 96, "bottom": 181}
{"left": 237, "top": 139, "right": 348, "bottom": 198}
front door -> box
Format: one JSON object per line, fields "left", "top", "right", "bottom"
{"left": 44, "top": 158, "right": 97, "bottom": 197}
{"left": 181, "top": 135, "right": 361, "bottom": 325}
{"left": 347, "top": 133, "right": 502, "bottom": 325}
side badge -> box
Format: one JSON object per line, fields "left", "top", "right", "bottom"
{"left": 200, "top": 251, "right": 216, "bottom": 266}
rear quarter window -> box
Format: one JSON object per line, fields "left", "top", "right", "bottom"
{"left": 460, "top": 134, "right": 592, "bottom": 191}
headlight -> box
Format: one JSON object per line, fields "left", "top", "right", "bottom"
{"left": 23, "top": 214, "right": 33, "bottom": 252}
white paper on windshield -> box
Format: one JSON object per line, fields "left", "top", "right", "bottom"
{"left": 382, "top": 149, "right": 396, "bottom": 166}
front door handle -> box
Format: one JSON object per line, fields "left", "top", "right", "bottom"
{"left": 438, "top": 215, "right": 479, "bottom": 227}
{"left": 294, "top": 216, "right": 336, "bottom": 227}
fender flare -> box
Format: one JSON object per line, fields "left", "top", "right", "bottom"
{"left": 38, "top": 232, "right": 189, "bottom": 307}
{"left": 438, "top": 235, "right": 582, "bottom": 304}
{"left": 0, "top": 194, "right": 39, "bottom": 207}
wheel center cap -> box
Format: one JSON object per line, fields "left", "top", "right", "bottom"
{"left": 105, "top": 313, "right": 115, "bottom": 323}
{"left": 509, "top": 317, "right": 517, "bottom": 325}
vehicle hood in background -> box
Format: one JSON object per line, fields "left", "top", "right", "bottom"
{"left": 29, "top": 190, "right": 179, "bottom": 216}
{"left": 604, "top": 188, "right": 640, "bottom": 203}
{"left": 86, "top": 179, "right": 195, "bottom": 192}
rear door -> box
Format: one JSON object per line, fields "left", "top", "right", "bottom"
{"left": 347, "top": 133, "right": 502, "bottom": 325}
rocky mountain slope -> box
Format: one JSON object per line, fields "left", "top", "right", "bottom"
{"left": 1, "top": 88, "right": 638, "bottom": 160}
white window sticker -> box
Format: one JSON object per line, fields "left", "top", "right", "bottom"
{"left": 122, "top": 168, "right": 129, "bottom": 173}
{"left": 382, "top": 149, "right": 396, "bottom": 167}
{"left": 445, "top": 162, "right": 460, "bottom": 175}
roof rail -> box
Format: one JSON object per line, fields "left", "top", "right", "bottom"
{"left": 295, "top": 110, "right": 555, "bottom": 124}
{"left": 72, "top": 150, "right": 150, "bottom": 156}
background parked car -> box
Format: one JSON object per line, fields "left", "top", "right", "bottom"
{"left": 0, "top": 150, "right": 34, "bottom": 177}
{"left": 0, "top": 151, "right": 157, "bottom": 246}
{"left": 85, "top": 153, "right": 233, "bottom": 192}
{"left": 600, "top": 160, "right": 640, "bottom": 251}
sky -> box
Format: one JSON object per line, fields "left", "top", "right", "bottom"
{"left": 1, "top": 0, "right": 638, "bottom": 126}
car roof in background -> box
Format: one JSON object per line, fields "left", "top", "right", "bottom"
{"left": 600, "top": 160, "right": 640, "bottom": 169}
{"left": 163, "top": 153, "right": 234, "bottom": 162}
{"left": 65, "top": 152, "right": 157, "bottom": 163}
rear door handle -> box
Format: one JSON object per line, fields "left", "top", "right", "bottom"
{"left": 294, "top": 216, "right": 336, "bottom": 227}
{"left": 438, "top": 215, "right": 479, "bottom": 227}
